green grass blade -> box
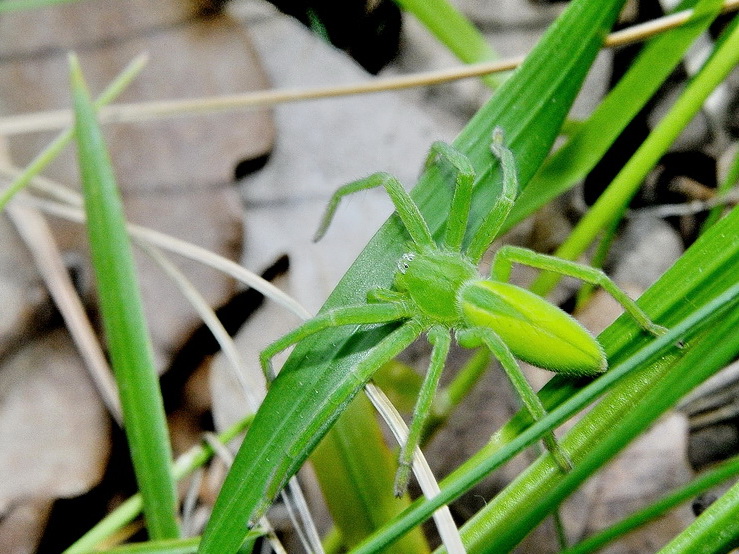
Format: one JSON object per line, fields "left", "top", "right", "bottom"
{"left": 563, "top": 454, "right": 739, "bottom": 554}
{"left": 532, "top": 12, "right": 739, "bottom": 295}
{"left": 69, "top": 55, "right": 179, "bottom": 540}
{"left": 702, "top": 145, "right": 739, "bottom": 231}
{"left": 198, "top": 1, "right": 628, "bottom": 552}
{"left": 392, "top": 0, "right": 502, "bottom": 88}
{"left": 506, "top": 0, "right": 724, "bottom": 231}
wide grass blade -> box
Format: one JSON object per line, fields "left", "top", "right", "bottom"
{"left": 69, "top": 55, "right": 179, "bottom": 540}
{"left": 198, "top": 0, "right": 628, "bottom": 551}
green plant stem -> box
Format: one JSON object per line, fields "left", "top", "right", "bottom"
{"left": 0, "top": 53, "right": 147, "bottom": 211}
{"left": 532, "top": 13, "right": 739, "bottom": 296}
{"left": 70, "top": 55, "right": 179, "bottom": 540}
{"left": 563, "top": 454, "right": 739, "bottom": 554}
{"left": 65, "top": 414, "right": 254, "bottom": 552}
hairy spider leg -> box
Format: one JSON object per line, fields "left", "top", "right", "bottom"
{"left": 465, "top": 128, "right": 520, "bottom": 264}
{"left": 313, "top": 172, "right": 434, "bottom": 250}
{"left": 424, "top": 141, "right": 475, "bottom": 251}
{"left": 457, "top": 327, "right": 574, "bottom": 470}
{"left": 260, "top": 302, "right": 414, "bottom": 381}
{"left": 394, "top": 325, "right": 451, "bottom": 496}
{"left": 491, "top": 245, "right": 668, "bottom": 337}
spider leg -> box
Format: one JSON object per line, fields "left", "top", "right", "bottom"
{"left": 394, "top": 325, "right": 451, "bottom": 497}
{"left": 260, "top": 302, "right": 413, "bottom": 382}
{"left": 314, "top": 172, "right": 434, "bottom": 251}
{"left": 491, "top": 245, "right": 668, "bottom": 337}
{"left": 458, "top": 327, "right": 574, "bottom": 472}
{"left": 424, "top": 141, "right": 475, "bottom": 251}
{"left": 466, "top": 127, "right": 519, "bottom": 264}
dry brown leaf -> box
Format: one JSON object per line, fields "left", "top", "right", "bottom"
{"left": 0, "top": 329, "right": 109, "bottom": 516}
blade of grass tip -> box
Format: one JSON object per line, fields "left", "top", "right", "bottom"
{"left": 69, "top": 54, "right": 179, "bottom": 540}
{"left": 563, "top": 454, "right": 739, "bottom": 554}
{"left": 0, "top": 52, "right": 148, "bottom": 211}
{"left": 531, "top": 13, "right": 739, "bottom": 296}
{"left": 393, "top": 0, "right": 503, "bottom": 89}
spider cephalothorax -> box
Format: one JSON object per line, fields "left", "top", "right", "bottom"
{"left": 393, "top": 250, "right": 477, "bottom": 324}
{"left": 262, "top": 128, "right": 666, "bottom": 495}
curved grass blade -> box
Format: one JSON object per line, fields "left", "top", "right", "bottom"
{"left": 69, "top": 55, "right": 179, "bottom": 539}
{"left": 198, "top": 1, "right": 629, "bottom": 552}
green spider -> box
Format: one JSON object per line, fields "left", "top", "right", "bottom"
{"left": 261, "top": 128, "right": 666, "bottom": 495}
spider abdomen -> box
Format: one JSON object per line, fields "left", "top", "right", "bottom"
{"left": 459, "top": 280, "right": 607, "bottom": 376}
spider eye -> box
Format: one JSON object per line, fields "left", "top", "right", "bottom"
{"left": 398, "top": 253, "right": 415, "bottom": 273}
